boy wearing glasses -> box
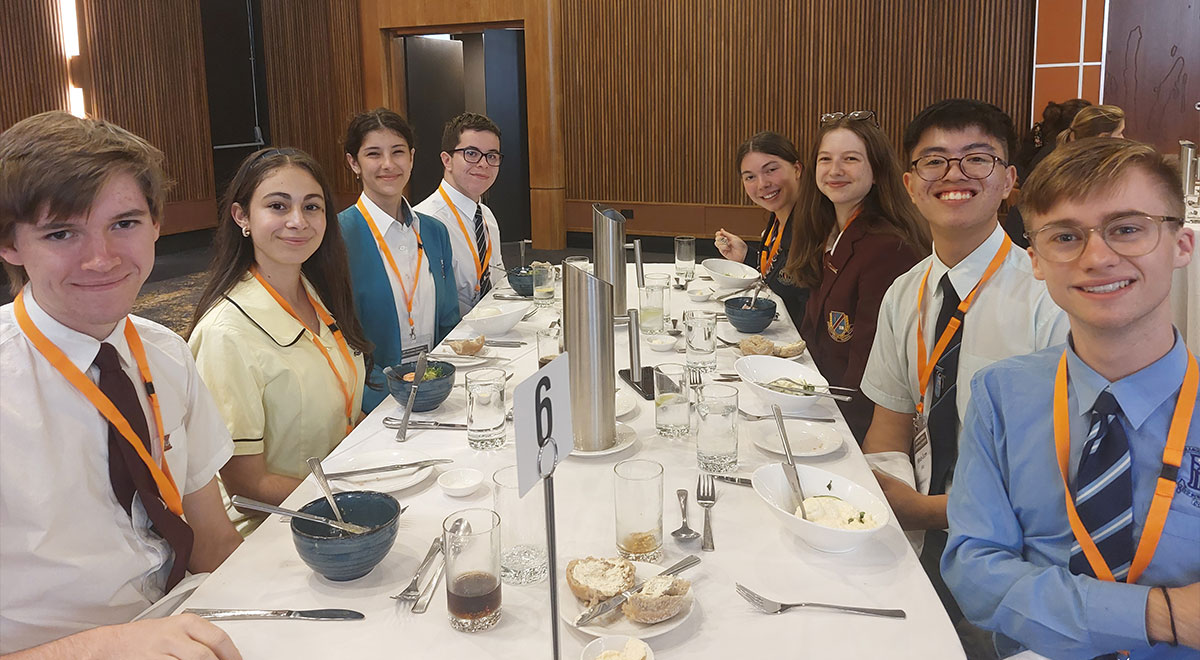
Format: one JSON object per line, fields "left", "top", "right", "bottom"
{"left": 415, "top": 112, "right": 507, "bottom": 315}
{"left": 942, "top": 139, "right": 1198, "bottom": 657}
{"left": 858, "top": 99, "right": 1069, "bottom": 626}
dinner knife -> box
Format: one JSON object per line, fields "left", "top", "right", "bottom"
{"left": 183, "top": 608, "right": 364, "bottom": 621}
{"left": 396, "top": 351, "right": 427, "bottom": 442}
{"left": 324, "top": 459, "right": 453, "bottom": 480}
{"left": 773, "top": 404, "right": 808, "bottom": 518}
{"left": 714, "top": 475, "right": 752, "bottom": 487}
{"left": 574, "top": 554, "right": 701, "bottom": 626}
{"left": 484, "top": 339, "right": 526, "bottom": 347}
{"left": 383, "top": 419, "right": 469, "bottom": 431}
{"left": 412, "top": 555, "right": 445, "bottom": 614}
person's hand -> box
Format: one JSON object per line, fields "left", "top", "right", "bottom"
{"left": 78, "top": 614, "right": 242, "bottom": 660}
{"left": 1148, "top": 582, "right": 1200, "bottom": 650}
{"left": 872, "top": 469, "right": 947, "bottom": 531}
{"left": 714, "top": 229, "right": 747, "bottom": 262}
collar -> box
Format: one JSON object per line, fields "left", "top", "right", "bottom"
{"left": 22, "top": 283, "right": 132, "bottom": 372}
{"left": 439, "top": 179, "right": 480, "bottom": 220}
{"left": 225, "top": 273, "right": 324, "bottom": 345}
{"left": 928, "top": 224, "right": 1006, "bottom": 300}
{"left": 1066, "top": 328, "right": 1190, "bottom": 430}
{"left": 359, "top": 192, "right": 416, "bottom": 230}
{"left": 828, "top": 211, "right": 871, "bottom": 261}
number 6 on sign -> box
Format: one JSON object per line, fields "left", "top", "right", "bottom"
{"left": 514, "top": 353, "right": 573, "bottom": 496}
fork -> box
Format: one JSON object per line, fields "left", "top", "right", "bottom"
{"left": 738, "top": 409, "right": 835, "bottom": 423}
{"left": 687, "top": 366, "right": 704, "bottom": 398}
{"left": 696, "top": 474, "right": 716, "bottom": 552}
{"left": 735, "top": 583, "right": 906, "bottom": 619}
{"left": 392, "top": 537, "right": 442, "bottom": 601}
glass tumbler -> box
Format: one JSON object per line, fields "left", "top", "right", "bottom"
{"left": 675, "top": 236, "right": 696, "bottom": 280}
{"left": 444, "top": 508, "right": 502, "bottom": 632}
{"left": 640, "top": 273, "right": 670, "bottom": 335}
{"left": 536, "top": 327, "right": 561, "bottom": 369}
{"left": 683, "top": 309, "right": 718, "bottom": 372}
{"left": 653, "top": 363, "right": 690, "bottom": 439}
{"left": 613, "top": 459, "right": 664, "bottom": 563}
{"left": 532, "top": 264, "right": 555, "bottom": 307}
{"left": 466, "top": 368, "right": 507, "bottom": 450}
{"left": 492, "top": 466, "right": 548, "bottom": 585}
{"left": 693, "top": 383, "right": 739, "bottom": 473}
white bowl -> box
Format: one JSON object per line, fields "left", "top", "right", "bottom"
{"left": 686, "top": 287, "right": 711, "bottom": 302}
{"left": 751, "top": 463, "right": 890, "bottom": 553}
{"left": 646, "top": 336, "right": 677, "bottom": 352}
{"left": 734, "top": 355, "right": 829, "bottom": 415}
{"left": 437, "top": 468, "right": 483, "bottom": 497}
{"left": 581, "top": 636, "right": 654, "bottom": 660}
{"left": 462, "top": 302, "right": 532, "bottom": 336}
{"left": 702, "top": 258, "right": 760, "bottom": 290}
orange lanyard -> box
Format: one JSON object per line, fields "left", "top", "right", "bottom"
{"left": 1053, "top": 349, "right": 1197, "bottom": 584}
{"left": 829, "top": 207, "right": 862, "bottom": 256}
{"left": 357, "top": 198, "right": 423, "bottom": 337}
{"left": 250, "top": 269, "right": 359, "bottom": 434}
{"left": 759, "top": 216, "right": 785, "bottom": 276}
{"left": 438, "top": 184, "right": 491, "bottom": 292}
{"left": 915, "top": 236, "right": 1012, "bottom": 415}
{"left": 14, "top": 291, "right": 183, "bottom": 515}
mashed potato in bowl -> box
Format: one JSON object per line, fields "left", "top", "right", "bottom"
{"left": 796, "top": 495, "right": 881, "bottom": 530}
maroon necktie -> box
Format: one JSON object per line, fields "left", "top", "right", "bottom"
{"left": 94, "top": 342, "right": 193, "bottom": 590}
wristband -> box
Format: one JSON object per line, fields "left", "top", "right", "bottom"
{"left": 1161, "top": 586, "right": 1178, "bottom": 647}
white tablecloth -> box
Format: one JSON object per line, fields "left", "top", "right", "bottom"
{"left": 176, "top": 265, "right": 964, "bottom": 659}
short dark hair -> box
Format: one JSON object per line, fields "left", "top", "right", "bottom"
{"left": 440, "top": 112, "right": 501, "bottom": 153}
{"left": 343, "top": 108, "right": 415, "bottom": 157}
{"left": 902, "top": 99, "right": 1017, "bottom": 162}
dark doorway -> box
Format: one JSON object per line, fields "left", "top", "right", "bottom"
{"left": 404, "top": 36, "right": 465, "bottom": 205}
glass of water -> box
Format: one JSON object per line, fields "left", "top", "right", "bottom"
{"left": 693, "top": 383, "right": 738, "bottom": 473}
{"left": 683, "top": 309, "right": 717, "bottom": 372}
{"left": 675, "top": 236, "right": 696, "bottom": 280}
{"left": 613, "top": 459, "right": 663, "bottom": 563}
{"left": 640, "top": 273, "right": 670, "bottom": 335}
{"left": 466, "top": 368, "right": 507, "bottom": 449}
{"left": 653, "top": 363, "right": 690, "bottom": 438}
{"left": 532, "top": 264, "right": 555, "bottom": 307}
{"left": 492, "top": 466, "right": 547, "bottom": 585}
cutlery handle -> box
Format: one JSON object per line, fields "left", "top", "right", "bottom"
{"left": 412, "top": 556, "right": 445, "bottom": 614}
{"left": 404, "top": 537, "right": 442, "bottom": 593}
{"left": 184, "top": 608, "right": 287, "bottom": 620}
{"left": 307, "top": 457, "right": 345, "bottom": 524}
{"left": 701, "top": 506, "right": 714, "bottom": 552}
{"left": 794, "top": 602, "right": 907, "bottom": 619}
{"left": 676, "top": 489, "right": 690, "bottom": 525}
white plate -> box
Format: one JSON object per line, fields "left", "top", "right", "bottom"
{"left": 615, "top": 390, "right": 637, "bottom": 418}
{"left": 752, "top": 419, "right": 843, "bottom": 458}
{"left": 559, "top": 561, "right": 696, "bottom": 639}
{"left": 570, "top": 422, "right": 638, "bottom": 458}
{"left": 435, "top": 344, "right": 492, "bottom": 359}
{"left": 324, "top": 448, "right": 435, "bottom": 492}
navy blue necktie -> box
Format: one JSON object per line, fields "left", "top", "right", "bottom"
{"left": 1069, "top": 390, "right": 1134, "bottom": 581}
{"left": 927, "top": 274, "right": 963, "bottom": 496}
{"left": 473, "top": 205, "right": 492, "bottom": 297}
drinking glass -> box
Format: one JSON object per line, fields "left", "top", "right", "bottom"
{"left": 675, "top": 236, "right": 696, "bottom": 280}
{"left": 532, "top": 264, "right": 555, "bottom": 307}
{"left": 613, "top": 459, "right": 663, "bottom": 563}
{"left": 653, "top": 363, "right": 690, "bottom": 439}
{"left": 640, "top": 273, "right": 670, "bottom": 335}
{"left": 444, "top": 508, "right": 502, "bottom": 632}
{"left": 492, "top": 466, "right": 547, "bottom": 585}
{"left": 466, "top": 368, "right": 507, "bottom": 449}
{"left": 693, "top": 383, "right": 739, "bottom": 473}
{"left": 683, "top": 309, "right": 717, "bottom": 372}
{"left": 562, "top": 255, "right": 591, "bottom": 274}
{"left": 536, "top": 327, "right": 561, "bottom": 369}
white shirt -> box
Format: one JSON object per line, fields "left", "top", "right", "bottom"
{"left": 862, "top": 224, "right": 1070, "bottom": 421}
{"left": 414, "top": 179, "right": 505, "bottom": 315}
{"left": 0, "top": 287, "right": 233, "bottom": 653}
{"left": 358, "top": 193, "right": 437, "bottom": 351}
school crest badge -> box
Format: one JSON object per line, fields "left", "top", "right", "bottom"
{"left": 827, "top": 311, "right": 852, "bottom": 342}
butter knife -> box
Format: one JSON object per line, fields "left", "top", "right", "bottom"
{"left": 324, "top": 459, "right": 452, "bottom": 480}
{"left": 574, "top": 554, "right": 701, "bottom": 626}
{"left": 412, "top": 556, "right": 445, "bottom": 614}
{"left": 396, "top": 351, "right": 427, "bottom": 442}
{"left": 382, "top": 419, "right": 468, "bottom": 431}
{"left": 182, "top": 608, "right": 364, "bottom": 621}
{"left": 714, "top": 475, "right": 753, "bottom": 487}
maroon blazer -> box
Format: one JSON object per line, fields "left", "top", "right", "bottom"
{"left": 799, "top": 214, "right": 923, "bottom": 442}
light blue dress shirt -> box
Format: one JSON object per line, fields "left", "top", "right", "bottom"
{"left": 943, "top": 332, "right": 1199, "bottom": 659}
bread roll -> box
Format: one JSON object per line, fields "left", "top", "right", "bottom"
{"left": 738, "top": 335, "right": 775, "bottom": 355}
{"left": 620, "top": 575, "right": 691, "bottom": 624}
{"left": 448, "top": 335, "right": 485, "bottom": 355}
{"left": 565, "top": 557, "right": 636, "bottom": 606}
{"left": 773, "top": 339, "right": 806, "bottom": 358}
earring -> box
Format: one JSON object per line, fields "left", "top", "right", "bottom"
{"left": 241, "top": 226, "right": 250, "bottom": 237}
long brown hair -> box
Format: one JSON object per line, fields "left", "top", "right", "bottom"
{"left": 187, "top": 148, "right": 373, "bottom": 372}
{"left": 784, "top": 118, "right": 930, "bottom": 288}
{"left": 1057, "top": 104, "right": 1125, "bottom": 145}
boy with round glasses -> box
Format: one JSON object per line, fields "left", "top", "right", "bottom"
{"left": 415, "top": 112, "right": 507, "bottom": 315}
{"left": 943, "top": 138, "right": 1197, "bottom": 658}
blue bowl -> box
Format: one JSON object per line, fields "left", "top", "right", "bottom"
{"left": 724, "top": 296, "right": 776, "bottom": 334}
{"left": 290, "top": 491, "right": 401, "bottom": 581}
{"left": 384, "top": 360, "right": 456, "bottom": 412}
{"left": 507, "top": 267, "right": 534, "bottom": 296}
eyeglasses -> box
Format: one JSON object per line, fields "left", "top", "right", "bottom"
{"left": 910, "top": 153, "right": 1007, "bottom": 182}
{"left": 820, "top": 110, "right": 877, "bottom": 126}
{"left": 452, "top": 147, "right": 504, "bottom": 167}
{"left": 1026, "top": 214, "right": 1183, "bottom": 263}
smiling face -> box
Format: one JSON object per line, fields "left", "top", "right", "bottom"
{"left": 740, "top": 151, "right": 804, "bottom": 217}
{"left": 441, "top": 128, "right": 501, "bottom": 202}
{"left": 1027, "top": 166, "right": 1193, "bottom": 338}
{"left": 232, "top": 165, "right": 326, "bottom": 275}
{"left": 815, "top": 128, "right": 874, "bottom": 210}
{"left": 903, "top": 126, "right": 1015, "bottom": 242}
{"left": 0, "top": 171, "right": 159, "bottom": 339}
{"left": 346, "top": 128, "right": 413, "bottom": 210}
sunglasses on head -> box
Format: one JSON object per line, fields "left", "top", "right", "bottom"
{"left": 819, "top": 110, "right": 878, "bottom": 126}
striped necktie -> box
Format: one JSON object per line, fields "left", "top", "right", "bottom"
{"left": 473, "top": 204, "right": 492, "bottom": 297}
{"left": 927, "top": 274, "right": 963, "bottom": 495}
{"left": 1069, "top": 389, "right": 1134, "bottom": 581}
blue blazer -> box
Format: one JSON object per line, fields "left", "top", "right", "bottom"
{"left": 339, "top": 204, "right": 461, "bottom": 413}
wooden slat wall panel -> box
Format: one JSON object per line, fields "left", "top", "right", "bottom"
{"left": 261, "top": 0, "right": 363, "bottom": 196}
{"left": 563, "top": 0, "right": 1034, "bottom": 207}
{"left": 79, "top": 0, "right": 214, "bottom": 205}
{"left": 1, "top": 0, "right": 71, "bottom": 129}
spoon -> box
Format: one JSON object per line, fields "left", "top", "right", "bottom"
{"left": 307, "top": 456, "right": 346, "bottom": 525}
{"left": 745, "top": 280, "right": 765, "bottom": 310}
{"left": 231, "top": 495, "right": 373, "bottom": 535}
{"left": 671, "top": 488, "right": 701, "bottom": 541}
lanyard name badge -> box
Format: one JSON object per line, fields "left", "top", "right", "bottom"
{"left": 759, "top": 217, "right": 784, "bottom": 276}
{"left": 911, "top": 236, "right": 1012, "bottom": 494}
{"left": 13, "top": 291, "right": 184, "bottom": 515}
{"left": 357, "top": 198, "right": 425, "bottom": 341}
{"left": 438, "top": 184, "right": 491, "bottom": 296}
{"left": 1053, "top": 350, "right": 1197, "bottom": 584}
